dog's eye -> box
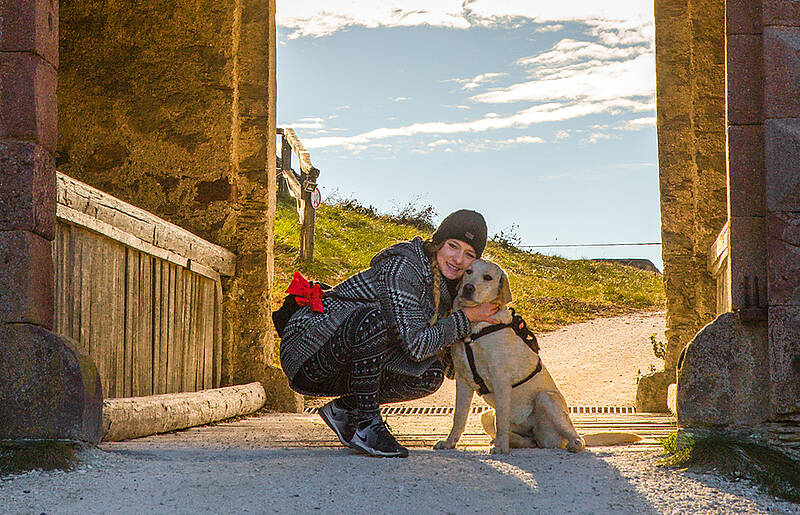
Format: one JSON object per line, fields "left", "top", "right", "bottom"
{"left": 483, "top": 274, "right": 493, "bottom": 281}
{"left": 465, "top": 269, "right": 473, "bottom": 275}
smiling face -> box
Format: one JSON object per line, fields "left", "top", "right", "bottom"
{"left": 456, "top": 259, "right": 513, "bottom": 308}
{"left": 436, "top": 239, "right": 477, "bottom": 280}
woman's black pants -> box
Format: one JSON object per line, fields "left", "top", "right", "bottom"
{"left": 291, "top": 306, "right": 445, "bottom": 422}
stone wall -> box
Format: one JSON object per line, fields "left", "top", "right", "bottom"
{"left": 57, "top": 0, "right": 298, "bottom": 409}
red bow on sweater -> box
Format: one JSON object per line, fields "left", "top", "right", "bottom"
{"left": 286, "top": 272, "right": 324, "bottom": 313}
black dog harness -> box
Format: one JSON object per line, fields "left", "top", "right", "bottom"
{"left": 462, "top": 308, "right": 542, "bottom": 396}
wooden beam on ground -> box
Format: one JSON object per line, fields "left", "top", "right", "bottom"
{"left": 102, "top": 382, "right": 266, "bottom": 441}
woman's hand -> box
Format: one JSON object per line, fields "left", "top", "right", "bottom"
{"left": 462, "top": 302, "right": 500, "bottom": 324}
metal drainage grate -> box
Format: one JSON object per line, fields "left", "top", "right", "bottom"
{"left": 304, "top": 405, "right": 636, "bottom": 416}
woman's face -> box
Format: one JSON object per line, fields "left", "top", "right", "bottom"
{"left": 436, "top": 239, "right": 477, "bottom": 280}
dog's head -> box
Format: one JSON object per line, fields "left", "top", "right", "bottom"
{"left": 455, "top": 259, "right": 512, "bottom": 308}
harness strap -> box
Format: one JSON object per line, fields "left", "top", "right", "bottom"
{"left": 463, "top": 337, "right": 543, "bottom": 395}
{"left": 464, "top": 341, "right": 491, "bottom": 395}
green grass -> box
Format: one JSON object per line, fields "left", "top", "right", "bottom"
{"left": 274, "top": 195, "right": 665, "bottom": 334}
{"left": 660, "top": 430, "right": 800, "bottom": 503}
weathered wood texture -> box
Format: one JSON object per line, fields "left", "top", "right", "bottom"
{"left": 57, "top": 173, "right": 235, "bottom": 277}
{"left": 54, "top": 174, "right": 234, "bottom": 399}
{"left": 102, "top": 382, "right": 266, "bottom": 441}
{"left": 276, "top": 128, "right": 319, "bottom": 262}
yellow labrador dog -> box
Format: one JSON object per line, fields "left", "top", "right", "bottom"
{"left": 434, "top": 259, "right": 641, "bottom": 454}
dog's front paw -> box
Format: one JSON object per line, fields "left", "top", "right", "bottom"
{"left": 566, "top": 436, "right": 585, "bottom": 453}
{"left": 434, "top": 440, "right": 456, "bottom": 450}
{"left": 489, "top": 443, "right": 510, "bottom": 454}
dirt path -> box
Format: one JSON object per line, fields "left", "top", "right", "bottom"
{"left": 392, "top": 310, "right": 667, "bottom": 409}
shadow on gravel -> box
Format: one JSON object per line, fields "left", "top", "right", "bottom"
{"left": 98, "top": 446, "right": 659, "bottom": 514}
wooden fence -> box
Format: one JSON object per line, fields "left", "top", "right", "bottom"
{"left": 53, "top": 173, "right": 236, "bottom": 399}
{"left": 278, "top": 128, "right": 320, "bottom": 261}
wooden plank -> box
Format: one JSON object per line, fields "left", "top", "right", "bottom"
{"left": 159, "top": 260, "right": 171, "bottom": 394}
{"left": 194, "top": 275, "right": 204, "bottom": 390}
{"left": 203, "top": 279, "right": 215, "bottom": 389}
{"left": 124, "top": 247, "right": 139, "bottom": 398}
{"left": 213, "top": 279, "right": 223, "bottom": 388}
{"left": 56, "top": 173, "right": 236, "bottom": 276}
{"left": 176, "top": 265, "right": 187, "bottom": 392}
{"left": 136, "top": 255, "right": 153, "bottom": 396}
{"left": 152, "top": 260, "right": 163, "bottom": 394}
{"left": 112, "top": 240, "right": 127, "bottom": 399}
{"left": 183, "top": 271, "right": 196, "bottom": 391}
{"left": 70, "top": 226, "right": 82, "bottom": 347}
{"left": 169, "top": 263, "right": 182, "bottom": 393}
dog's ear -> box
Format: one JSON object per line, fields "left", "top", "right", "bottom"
{"left": 497, "top": 269, "right": 513, "bottom": 305}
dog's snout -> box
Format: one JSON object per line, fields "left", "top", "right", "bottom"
{"left": 461, "top": 283, "right": 475, "bottom": 298}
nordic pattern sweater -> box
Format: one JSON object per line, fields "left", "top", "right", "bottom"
{"left": 279, "top": 237, "right": 472, "bottom": 381}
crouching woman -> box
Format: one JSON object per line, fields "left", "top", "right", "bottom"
{"left": 279, "top": 210, "right": 499, "bottom": 457}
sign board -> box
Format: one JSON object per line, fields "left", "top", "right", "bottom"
{"left": 311, "top": 187, "right": 322, "bottom": 209}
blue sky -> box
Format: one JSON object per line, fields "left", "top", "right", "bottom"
{"left": 276, "top": 1, "right": 663, "bottom": 270}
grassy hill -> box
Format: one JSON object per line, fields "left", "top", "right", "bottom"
{"left": 274, "top": 196, "right": 665, "bottom": 334}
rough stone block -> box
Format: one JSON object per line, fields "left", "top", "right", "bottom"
{"left": 727, "top": 34, "right": 763, "bottom": 125}
{"left": 765, "top": 118, "right": 800, "bottom": 212}
{"left": 0, "top": 0, "right": 58, "bottom": 66}
{"left": 0, "top": 53, "right": 57, "bottom": 152}
{"left": 763, "top": 0, "right": 800, "bottom": 27}
{"left": 727, "top": 0, "right": 762, "bottom": 34}
{"left": 676, "top": 313, "right": 770, "bottom": 427}
{"left": 0, "top": 231, "right": 54, "bottom": 328}
{"left": 635, "top": 369, "right": 674, "bottom": 413}
{"left": 764, "top": 27, "right": 800, "bottom": 119}
{"left": 261, "top": 365, "right": 303, "bottom": 413}
{"left": 729, "top": 216, "right": 767, "bottom": 311}
{"left": 768, "top": 306, "right": 800, "bottom": 416}
{"left": 766, "top": 212, "right": 800, "bottom": 305}
{"left": 0, "top": 323, "right": 103, "bottom": 442}
{"left": 728, "top": 125, "right": 765, "bottom": 217}
{"left": 0, "top": 141, "right": 56, "bottom": 239}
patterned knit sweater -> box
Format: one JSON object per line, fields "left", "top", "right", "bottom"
{"left": 279, "top": 237, "right": 472, "bottom": 380}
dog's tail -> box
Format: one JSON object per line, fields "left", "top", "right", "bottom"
{"left": 581, "top": 432, "right": 642, "bottom": 446}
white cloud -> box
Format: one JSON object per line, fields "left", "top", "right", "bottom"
{"left": 393, "top": 97, "right": 410, "bottom": 102}
{"left": 472, "top": 52, "right": 655, "bottom": 105}
{"left": 448, "top": 72, "right": 508, "bottom": 90}
{"left": 277, "top": 0, "right": 654, "bottom": 43}
{"left": 518, "top": 39, "right": 644, "bottom": 67}
{"left": 497, "top": 136, "right": 545, "bottom": 145}
{"left": 277, "top": 1, "right": 470, "bottom": 39}
{"left": 303, "top": 98, "right": 651, "bottom": 149}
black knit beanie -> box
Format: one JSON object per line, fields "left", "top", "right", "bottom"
{"left": 432, "top": 209, "right": 488, "bottom": 257}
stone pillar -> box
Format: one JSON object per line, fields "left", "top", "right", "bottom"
{"left": 763, "top": 0, "right": 800, "bottom": 416}
{"left": 639, "top": 0, "right": 727, "bottom": 412}
{"left": 0, "top": 0, "right": 102, "bottom": 441}
{"left": 727, "top": 0, "right": 768, "bottom": 317}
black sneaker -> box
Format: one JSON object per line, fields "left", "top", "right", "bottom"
{"left": 350, "top": 417, "right": 409, "bottom": 458}
{"left": 318, "top": 400, "right": 357, "bottom": 448}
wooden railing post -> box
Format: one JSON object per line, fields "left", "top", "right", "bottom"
{"left": 277, "top": 128, "right": 319, "bottom": 262}
{"left": 279, "top": 133, "right": 291, "bottom": 198}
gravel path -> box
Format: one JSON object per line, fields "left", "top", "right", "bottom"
{"left": 2, "top": 311, "right": 798, "bottom": 514}
{"left": 2, "top": 443, "right": 798, "bottom": 514}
